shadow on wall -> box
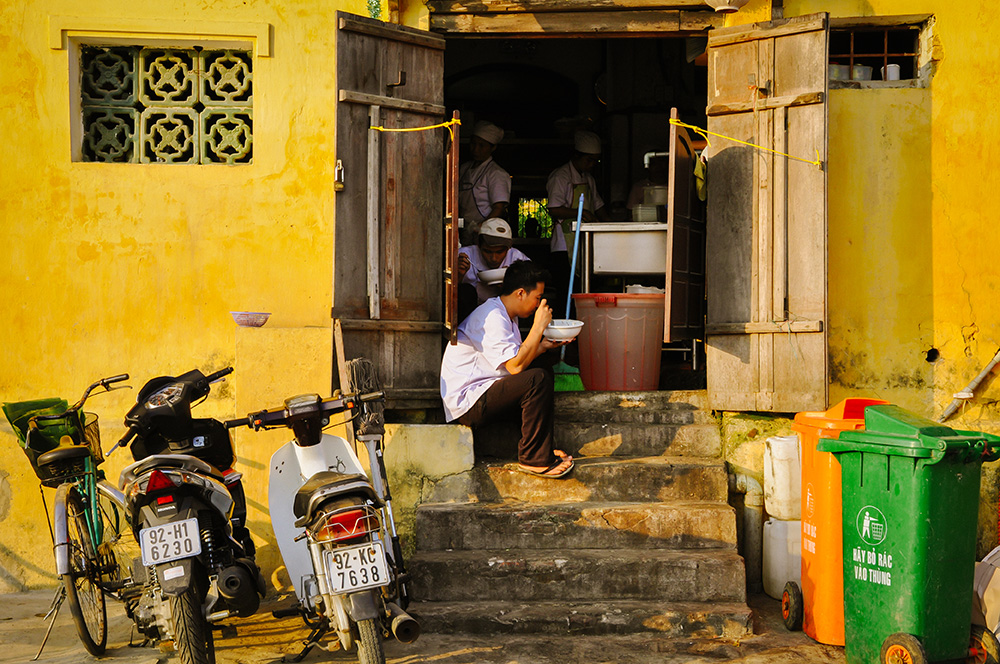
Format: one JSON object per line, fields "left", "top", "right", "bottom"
{"left": 827, "top": 87, "right": 933, "bottom": 410}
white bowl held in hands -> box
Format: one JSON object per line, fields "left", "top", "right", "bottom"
{"left": 478, "top": 267, "right": 507, "bottom": 285}
{"left": 544, "top": 319, "right": 584, "bottom": 340}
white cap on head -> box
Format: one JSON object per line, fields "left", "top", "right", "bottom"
{"left": 574, "top": 130, "right": 602, "bottom": 155}
{"left": 478, "top": 218, "right": 513, "bottom": 247}
{"left": 472, "top": 121, "right": 504, "bottom": 145}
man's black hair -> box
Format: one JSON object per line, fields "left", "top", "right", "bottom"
{"left": 500, "top": 259, "right": 550, "bottom": 296}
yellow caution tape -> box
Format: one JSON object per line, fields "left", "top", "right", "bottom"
{"left": 370, "top": 118, "right": 461, "bottom": 141}
{"left": 669, "top": 118, "right": 822, "bottom": 168}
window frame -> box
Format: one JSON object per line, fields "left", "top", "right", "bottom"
{"left": 49, "top": 16, "right": 270, "bottom": 163}
{"left": 828, "top": 14, "right": 935, "bottom": 90}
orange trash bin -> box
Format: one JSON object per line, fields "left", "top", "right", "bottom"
{"left": 790, "top": 398, "right": 888, "bottom": 646}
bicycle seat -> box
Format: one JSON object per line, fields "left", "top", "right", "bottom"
{"left": 36, "top": 445, "right": 90, "bottom": 467}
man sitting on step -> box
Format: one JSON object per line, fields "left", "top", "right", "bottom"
{"left": 440, "top": 260, "right": 575, "bottom": 479}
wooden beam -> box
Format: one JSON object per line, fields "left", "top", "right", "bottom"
{"left": 430, "top": 10, "right": 721, "bottom": 36}
{"left": 333, "top": 319, "right": 356, "bottom": 444}
{"left": 706, "top": 320, "right": 823, "bottom": 335}
{"left": 706, "top": 91, "right": 824, "bottom": 116}
{"left": 428, "top": 0, "right": 711, "bottom": 11}
{"left": 339, "top": 89, "right": 445, "bottom": 117}
{"left": 708, "top": 14, "right": 826, "bottom": 48}
{"left": 830, "top": 14, "right": 931, "bottom": 28}
{"left": 338, "top": 319, "right": 444, "bottom": 333}
{"left": 339, "top": 15, "right": 445, "bottom": 50}
{"left": 367, "top": 105, "right": 381, "bottom": 321}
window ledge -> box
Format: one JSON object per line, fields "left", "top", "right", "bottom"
{"left": 49, "top": 15, "right": 272, "bottom": 57}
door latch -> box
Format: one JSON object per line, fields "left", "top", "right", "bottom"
{"left": 334, "top": 159, "right": 345, "bottom": 192}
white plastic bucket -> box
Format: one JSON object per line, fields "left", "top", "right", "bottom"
{"left": 763, "top": 518, "right": 802, "bottom": 600}
{"left": 764, "top": 434, "right": 801, "bottom": 520}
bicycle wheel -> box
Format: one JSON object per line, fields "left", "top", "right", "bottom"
{"left": 62, "top": 486, "right": 108, "bottom": 655}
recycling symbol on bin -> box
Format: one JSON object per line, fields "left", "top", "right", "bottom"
{"left": 857, "top": 505, "right": 887, "bottom": 546}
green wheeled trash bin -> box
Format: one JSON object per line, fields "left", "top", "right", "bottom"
{"left": 817, "top": 405, "right": 1000, "bottom": 664}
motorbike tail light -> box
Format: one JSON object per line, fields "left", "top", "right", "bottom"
{"left": 156, "top": 494, "right": 174, "bottom": 505}
{"left": 312, "top": 508, "right": 379, "bottom": 543}
{"left": 146, "top": 469, "right": 177, "bottom": 493}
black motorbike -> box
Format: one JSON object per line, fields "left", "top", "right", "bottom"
{"left": 111, "top": 367, "right": 263, "bottom": 664}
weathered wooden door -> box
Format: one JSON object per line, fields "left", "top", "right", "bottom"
{"left": 664, "top": 107, "right": 706, "bottom": 344}
{"left": 333, "top": 12, "right": 447, "bottom": 409}
{"left": 705, "top": 14, "right": 829, "bottom": 412}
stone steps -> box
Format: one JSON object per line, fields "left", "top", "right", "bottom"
{"left": 406, "top": 599, "right": 753, "bottom": 638}
{"left": 554, "top": 390, "right": 715, "bottom": 425}
{"left": 558, "top": 422, "right": 722, "bottom": 458}
{"left": 408, "top": 548, "right": 746, "bottom": 603}
{"left": 416, "top": 500, "right": 736, "bottom": 551}
{"left": 477, "top": 421, "right": 722, "bottom": 459}
{"left": 412, "top": 388, "right": 749, "bottom": 640}
{"left": 469, "top": 456, "right": 728, "bottom": 504}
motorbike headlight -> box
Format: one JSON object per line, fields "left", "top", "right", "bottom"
{"left": 284, "top": 393, "right": 321, "bottom": 417}
{"left": 146, "top": 383, "right": 184, "bottom": 408}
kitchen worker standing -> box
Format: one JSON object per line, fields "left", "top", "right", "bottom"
{"left": 545, "top": 130, "right": 609, "bottom": 312}
{"left": 459, "top": 121, "right": 512, "bottom": 246}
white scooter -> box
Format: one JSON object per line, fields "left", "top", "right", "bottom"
{"left": 227, "top": 358, "right": 417, "bottom": 664}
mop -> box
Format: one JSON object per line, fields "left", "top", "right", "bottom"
{"left": 553, "top": 194, "right": 586, "bottom": 392}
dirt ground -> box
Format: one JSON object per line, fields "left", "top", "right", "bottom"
{"left": 1, "top": 591, "right": 846, "bottom": 664}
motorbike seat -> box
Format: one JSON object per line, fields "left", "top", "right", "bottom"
{"left": 292, "top": 471, "right": 381, "bottom": 523}
{"left": 36, "top": 445, "right": 90, "bottom": 466}
{"left": 119, "top": 454, "right": 225, "bottom": 488}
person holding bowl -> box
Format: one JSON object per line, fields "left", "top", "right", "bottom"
{"left": 441, "top": 259, "right": 575, "bottom": 479}
{"left": 457, "top": 217, "right": 530, "bottom": 322}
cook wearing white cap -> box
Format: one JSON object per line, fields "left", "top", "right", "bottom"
{"left": 457, "top": 218, "right": 531, "bottom": 319}
{"left": 545, "top": 130, "right": 609, "bottom": 255}
{"left": 459, "top": 121, "right": 512, "bottom": 245}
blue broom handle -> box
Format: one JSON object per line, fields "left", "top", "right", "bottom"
{"left": 559, "top": 194, "right": 585, "bottom": 364}
{"left": 566, "top": 193, "right": 585, "bottom": 320}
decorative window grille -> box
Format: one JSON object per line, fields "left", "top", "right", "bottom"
{"left": 80, "top": 46, "right": 253, "bottom": 164}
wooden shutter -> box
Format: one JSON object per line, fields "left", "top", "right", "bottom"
{"left": 664, "top": 107, "right": 706, "bottom": 344}
{"left": 332, "top": 12, "right": 447, "bottom": 408}
{"left": 705, "top": 14, "right": 829, "bottom": 412}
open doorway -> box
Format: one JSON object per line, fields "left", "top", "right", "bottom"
{"left": 444, "top": 36, "right": 709, "bottom": 390}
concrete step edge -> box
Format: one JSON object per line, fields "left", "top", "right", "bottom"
{"left": 407, "top": 599, "right": 753, "bottom": 638}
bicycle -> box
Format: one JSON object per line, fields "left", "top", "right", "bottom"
{"left": 3, "top": 374, "right": 132, "bottom": 658}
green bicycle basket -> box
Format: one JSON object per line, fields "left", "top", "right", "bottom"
{"left": 2, "top": 399, "right": 100, "bottom": 487}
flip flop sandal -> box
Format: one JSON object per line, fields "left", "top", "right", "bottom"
{"left": 516, "top": 459, "right": 575, "bottom": 479}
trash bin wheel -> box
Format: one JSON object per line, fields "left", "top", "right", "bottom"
{"left": 881, "top": 633, "right": 928, "bottom": 664}
{"left": 781, "top": 581, "right": 803, "bottom": 631}
{"left": 969, "top": 624, "right": 1000, "bottom": 664}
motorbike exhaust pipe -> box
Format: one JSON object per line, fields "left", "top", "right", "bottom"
{"left": 386, "top": 602, "right": 420, "bottom": 643}
{"left": 219, "top": 564, "right": 261, "bottom": 617}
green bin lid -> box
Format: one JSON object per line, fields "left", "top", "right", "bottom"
{"left": 816, "top": 404, "right": 995, "bottom": 461}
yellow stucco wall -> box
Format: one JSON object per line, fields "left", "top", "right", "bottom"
{"left": 786, "top": 3, "right": 1000, "bottom": 429}
{"left": 0, "top": 0, "right": 378, "bottom": 591}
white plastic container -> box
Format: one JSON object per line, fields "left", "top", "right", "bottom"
{"left": 764, "top": 434, "right": 801, "bottom": 520}
{"left": 763, "top": 518, "right": 802, "bottom": 600}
